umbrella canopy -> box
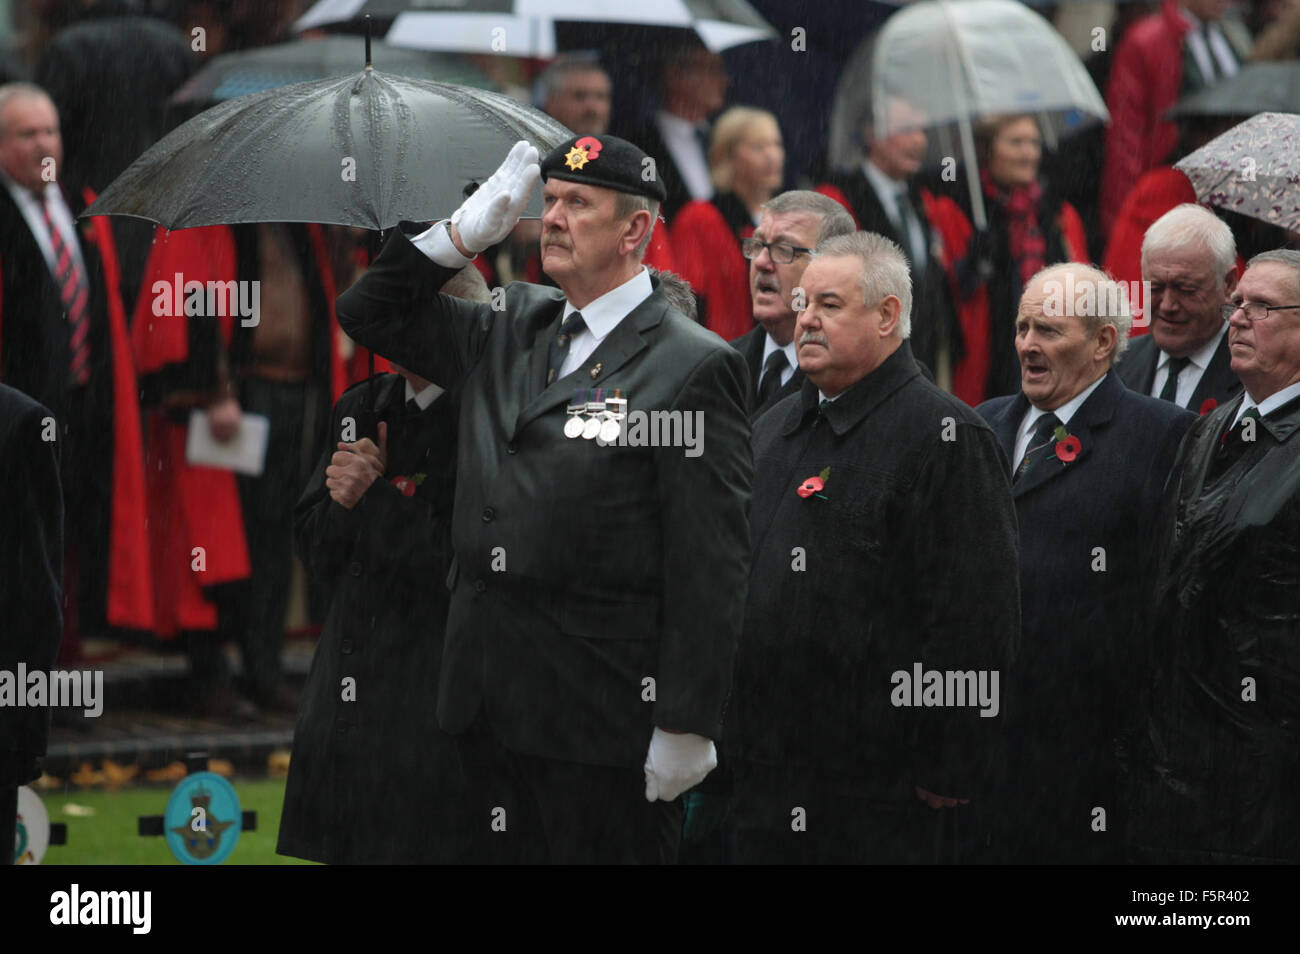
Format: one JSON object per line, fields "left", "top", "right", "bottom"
{"left": 301, "top": 0, "right": 776, "bottom": 55}
{"left": 171, "top": 35, "right": 495, "bottom": 106}
{"left": 83, "top": 70, "right": 572, "bottom": 231}
{"left": 1167, "top": 61, "right": 1300, "bottom": 121}
{"left": 1175, "top": 112, "right": 1300, "bottom": 233}
{"left": 865, "top": 0, "right": 1108, "bottom": 226}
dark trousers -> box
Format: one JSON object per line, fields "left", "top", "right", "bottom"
{"left": 207, "top": 378, "right": 309, "bottom": 699}
{"left": 456, "top": 715, "right": 682, "bottom": 864}
{"left": 729, "top": 760, "right": 956, "bottom": 864}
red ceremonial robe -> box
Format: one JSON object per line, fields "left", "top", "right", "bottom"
{"left": 131, "top": 223, "right": 347, "bottom": 636}
{"left": 0, "top": 187, "right": 154, "bottom": 630}
{"left": 670, "top": 196, "right": 753, "bottom": 341}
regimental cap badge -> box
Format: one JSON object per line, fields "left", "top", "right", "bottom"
{"left": 564, "top": 136, "right": 603, "bottom": 171}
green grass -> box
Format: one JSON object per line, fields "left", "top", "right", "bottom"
{"left": 39, "top": 778, "right": 316, "bottom": 865}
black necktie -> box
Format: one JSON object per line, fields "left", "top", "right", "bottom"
{"left": 757, "top": 349, "right": 788, "bottom": 406}
{"left": 1159, "top": 355, "right": 1190, "bottom": 403}
{"left": 546, "top": 311, "right": 586, "bottom": 387}
{"left": 1014, "top": 412, "right": 1062, "bottom": 483}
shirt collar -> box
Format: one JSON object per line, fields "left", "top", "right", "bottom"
{"left": 1238, "top": 380, "right": 1300, "bottom": 423}
{"left": 562, "top": 267, "right": 653, "bottom": 340}
{"left": 1158, "top": 323, "right": 1226, "bottom": 373}
{"left": 862, "top": 158, "right": 906, "bottom": 201}
{"left": 404, "top": 378, "right": 445, "bottom": 410}
{"left": 1022, "top": 372, "right": 1107, "bottom": 436}
{"left": 657, "top": 110, "right": 708, "bottom": 139}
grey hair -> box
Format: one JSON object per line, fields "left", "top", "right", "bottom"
{"left": 1141, "top": 203, "right": 1236, "bottom": 290}
{"left": 1024, "top": 262, "right": 1132, "bottom": 360}
{"left": 1245, "top": 248, "right": 1300, "bottom": 297}
{"left": 0, "top": 82, "right": 55, "bottom": 138}
{"left": 762, "top": 190, "right": 856, "bottom": 245}
{"left": 612, "top": 191, "right": 660, "bottom": 260}
{"left": 648, "top": 267, "right": 698, "bottom": 322}
{"left": 443, "top": 263, "right": 492, "bottom": 304}
{"left": 813, "top": 231, "right": 913, "bottom": 339}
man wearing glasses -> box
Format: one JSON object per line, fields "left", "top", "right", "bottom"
{"left": 1129, "top": 249, "right": 1300, "bottom": 864}
{"left": 1117, "top": 204, "right": 1242, "bottom": 413}
{"left": 732, "top": 191, "right": 855, "bottom": 420}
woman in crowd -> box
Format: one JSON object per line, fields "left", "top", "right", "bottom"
{"left": 671, "top": 106, "right": 785, "bottom": 341}
{"left": 929, "top": 114, "right": 1088, "bottom": 405}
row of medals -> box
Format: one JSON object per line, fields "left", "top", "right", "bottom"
{"left": 564, "top": 387, "right": 627, "bottom": 443}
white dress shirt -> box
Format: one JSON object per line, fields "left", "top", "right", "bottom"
{"left": 1014, "top": 374, "right": 1107, "bottom": 469}
{"left": 2, "top": 171, "right": 88, "bottom": 279}
{"left": 760, "top": 332, "right": 798, "bottom": 390}
{"left": 557, "top": 268, "right": 653, "bottom": 378}
{"left": 655, "top": 110, "right": 714, "bottom": 202}
{"left": 1150, "top": 323, "right": 1227, "bottom": 408}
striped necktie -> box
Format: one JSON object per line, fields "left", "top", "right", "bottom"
{"left": 38, "top": 192, "right": 91, "bottom": 386}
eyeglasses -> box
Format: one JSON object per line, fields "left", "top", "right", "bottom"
{"left": 1221, "top": 302, "right": 1300, "bottom": 322}
{"left": 741, "top": 238, "right": 814, "bottom": 265}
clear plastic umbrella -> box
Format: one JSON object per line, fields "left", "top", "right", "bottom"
{"left": 846, "top": 0, "right": 1107, "bottom": 227}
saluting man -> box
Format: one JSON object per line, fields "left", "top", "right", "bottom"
{"left": 336, "top": 136, "right": 752, "bottom": 864}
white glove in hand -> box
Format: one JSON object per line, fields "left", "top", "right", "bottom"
{"left": 450, "top": 140, "right": 540, "bottom": 254}
{"left": 643, "top": 727, "right": 717, "bottom": 803}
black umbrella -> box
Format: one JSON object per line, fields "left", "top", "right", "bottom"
{"left": 170, "top": 35, "right": 495, "bottom": 107}
{"left": 85, "top": 32, "right": 570, "bottom": 436}
{"left": 1167, "top": 62, "right": 1300, "bottom": 120}
{"left": 84, "top": 59, "right": 571, "bottom": 229}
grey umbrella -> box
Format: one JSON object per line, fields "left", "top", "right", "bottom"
{"left": 1167, "top": 62, "right": 1300, "bottom": 120}
{"left": 1175, "top": 112, "right": 1300, "bottom": 233}
{"left": 83, "top": 66, "right": 571, "bottom": 230}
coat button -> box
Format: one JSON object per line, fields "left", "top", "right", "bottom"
{"left": 341, "top": 638, "right": 353, "bottom": 654}
{"left": 474, "top": 579, "right": 486, "bottom": 593}
{"left": 481, "top": 507, "right": 495, "bottom": 522}
{"left": 348, "top": 561, "right": 363, "bottom": 577}
{"left": 507, "top": 442, "right": 517, "bottom": 455}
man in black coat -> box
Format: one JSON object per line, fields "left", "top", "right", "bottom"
{"left": 817, "top": 97, "right": 962, "bottom": 387}
{"left": 1130, "top": 250, "right": 1300, "bottom": 863}
{"left": 977, "top": 263, "right": 1195, "bottom": 863}
{"left": 336, "top": 136, "right": 751, "bottom": 864}
{"left": 1116, "top": 203, "right": 1242, "bottom": 414}
{"left": 727, "top": 232, "right": 1019, "bottom": 864}
{"left": 732, "top": 190, "right": 855, "bottom": 420}
{"left": 278, "top": 266, "right": 486, "bottom": 865}
{"left": 0, "top": 384, "right": 63, "bottom": 863}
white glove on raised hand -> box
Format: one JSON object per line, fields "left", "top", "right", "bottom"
{"left": 643, "top": 727, "right": 718, "bottom": 803}
{"left": 450, "top": 139, "right": 540, "bottom": 254}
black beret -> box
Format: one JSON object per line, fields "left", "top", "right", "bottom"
{"left": 540, "top": 134, "right": 667, "bottom": 203}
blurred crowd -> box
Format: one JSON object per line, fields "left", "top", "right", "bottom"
{"left": 1, "top": 0, "right": 1297, "bottom": 716}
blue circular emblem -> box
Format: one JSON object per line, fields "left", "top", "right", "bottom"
{"left": 163, "top": 772, "right": 242, "bottom": 865}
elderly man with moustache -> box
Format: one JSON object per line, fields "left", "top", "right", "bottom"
{"left": 731, "top": 191, "right": 856, "bottom": 420}
{"left": 336, "top": 136, "right": 751, "bottom": 864}
{"left": 726, "top": 231, "right": 1018, "bottom": 864}
{"left": 977, "top": 263, "right": 1195, "bottom": 863}
{"left": 1130, "top": 249, "right": 1300, "bottom": 864}
{"left": 1117, "top": 203, "right": 1242, "bottom": 413}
